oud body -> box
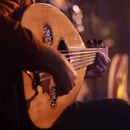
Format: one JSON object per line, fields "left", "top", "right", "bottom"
{"left": 21, "top": 3, "right": 100, "bottom": 129}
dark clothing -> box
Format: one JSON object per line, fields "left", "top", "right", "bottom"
{"left": 0, "top": 0, "right": 47, "bottom": 130}
{"left": 1, "top": 97, "right": 130, "bottom": 130}
{"left": 53, "top": 99, "right": 130, "bottom": 130}
{"left": 0, "top": 1, "right": 130, "bottom": 130}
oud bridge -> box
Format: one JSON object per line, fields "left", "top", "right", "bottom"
{"left": 25, "top": 71, "right": 57, "bottom": 107}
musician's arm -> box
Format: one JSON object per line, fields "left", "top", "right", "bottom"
{"left": 0, "top": 0, "right": 64, "bottom": 72}
{"left": 0, "top": 9, "right": 77, "bottom": 95}
{"left": 0, "top": 0, "right": 77, "bottom": 96}
{"left": 0, "top": 0, "right": 44, "bottom": 71}
{"left": 0, "top": 15, "right": 60, "bottom": 71}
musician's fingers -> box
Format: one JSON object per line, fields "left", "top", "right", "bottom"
{"left": 97, "top": 52, "right": 110, "bottom": 66}
{"left": 101, "top": 52, "right": 111, "bottom": 64}
{"left": 96, "top": 64, "right": 106, "bottom": 73}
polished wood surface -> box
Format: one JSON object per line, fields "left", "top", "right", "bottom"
{"left": 21, "top": 3, "right": 107, "bottom": 129}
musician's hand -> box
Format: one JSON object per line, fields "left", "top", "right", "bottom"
{"left": 42, "top": 46, "right": 77, "bottom": 96}
{"left": 85, "top": 52, "right": 110, "bottom": 78}
{"left": 53, "top": 54, "right": 77, "bottom": 96}
{"left": 85, "top": 39, "right": 110, "bottom": 78}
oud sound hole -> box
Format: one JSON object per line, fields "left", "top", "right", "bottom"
{"left": 58, "top": 39, "right": 67, "bottom": 51}
{"left": 43, "top": 23, "right": 53, "bottom": 45}
{"left": 58, "top": 39, "right": 70, "bottom": 60}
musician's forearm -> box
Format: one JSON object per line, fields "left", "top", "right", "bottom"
{"left": 0, "top": 15, "right": 50, "bottom": 71}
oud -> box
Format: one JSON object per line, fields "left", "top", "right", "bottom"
{"left": 21, "top": 3, "right": 108, "bottom": 129}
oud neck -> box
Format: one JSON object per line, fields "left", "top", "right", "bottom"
{"left": 63, "top": 47, "right": 108, "bottom": 70}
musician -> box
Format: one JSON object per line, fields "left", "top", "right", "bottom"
{"left": 0, "top": 0, "right": 130, "bottom": 130}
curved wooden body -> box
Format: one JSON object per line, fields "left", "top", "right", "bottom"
{"left": 21, "top": 3, "right": 86, "bottom": 129}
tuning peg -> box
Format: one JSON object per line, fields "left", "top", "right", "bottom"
{"left": 87, "top": 39, "right": 92, "bottom": 48}
{"left": 87, "top": 38, "right": 98, "bottom": 48}
{"left": 87, "top": 38, "right": 106, "bottom": 48}
{"left": 93, "top": 38, "right": 99, "bottom": 47}
{"left": 97, "top": 39, "right": 102, "bottom": 45}
{"left": 87, "top": 40, "right": 95, "bottom": 48}
{"left": 93, "top": 38, "right": 98, "bottom": 43}
{"left": 98, "top": 39, "right": 106, "bottom": 47}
